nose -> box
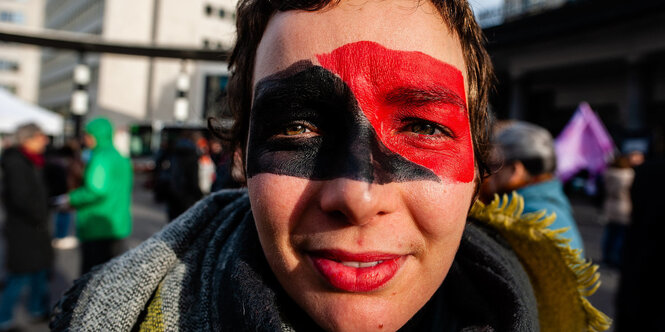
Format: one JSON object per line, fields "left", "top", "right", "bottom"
{"left": 318, "top": 177, "right": 395, "bottom": 226}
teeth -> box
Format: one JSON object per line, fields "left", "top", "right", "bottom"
{"left": 340, "top": 261, "right": 383, "bottom": 268}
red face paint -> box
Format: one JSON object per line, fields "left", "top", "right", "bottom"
{"left": 316, "top": 41, "right": 474, "bottom": 183}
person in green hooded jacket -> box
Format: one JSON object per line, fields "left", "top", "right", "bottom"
{"left": 65, "top": 117, "right": 133, "bottom": 275}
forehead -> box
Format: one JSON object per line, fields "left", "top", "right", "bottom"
{"left": 253, "top": 0, "right": 466, "bottom": 88}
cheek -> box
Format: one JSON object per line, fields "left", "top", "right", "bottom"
{"left": 404, "top": 180, "right": 475, "bottom": 245}
{"left": 248, "top": 174, "right": 313, "bottom": 265}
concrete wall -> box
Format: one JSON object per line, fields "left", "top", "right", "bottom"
{"left": 0, "top": 0, "right": 44, "bottom": 103}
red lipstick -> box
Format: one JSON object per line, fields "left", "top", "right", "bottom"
{"left": 308, "top": 250, "right": 405, "bottom": 292}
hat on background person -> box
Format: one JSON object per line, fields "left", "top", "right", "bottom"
{"left": 494, "top": 121, "right": 557, "bottom": 176}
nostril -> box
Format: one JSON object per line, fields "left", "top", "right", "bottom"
{"left": 328, "top": 210, "right": 346, "bottom": 220}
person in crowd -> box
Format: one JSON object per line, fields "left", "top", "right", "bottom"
{"left": 195, "top": 135, "right": 216, "bottom": 195}
{"left": 210, "top": 147, "right": 242, "bottom": 192}
{"left": 44, "top": 145, "right": 70, "bottom": 241}
{"left": 164, "top": 130, "right": 203, "bottom": 221}
{"left": 481, "top": 121, "right": 586, "bottom": 253}
{"left": 600, "top": 154, "right": 634, "bottom": 268}
{"left": 62, "top": 139, "right": 84, "bottom": 195}
{"left": 51, "top": 0, "right": 610, "bottom": 330}
{"left": 151, "top": 137, "right": 173, "bottom": 204}
{"left": 208, "top": 138, "right": 224, "bottom": 165}
{"left": 54, "top": 117, "right": 133, "bottom": 275}
{"left": 208, "top": 137, "right": 242, "bottom": 192}
{"left": 0, "top": 123, "right": 52, "bottom": 329}
{"left": 615, "top": 156, "right": 665, "bottom": 331}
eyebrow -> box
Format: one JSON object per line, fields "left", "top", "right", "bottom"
{"left": 384, "top": 86, "right": 466, "bottom": 110}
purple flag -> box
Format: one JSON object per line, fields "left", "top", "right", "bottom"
{"left": 554, "top": 102, "right": 616, "bottom": 182}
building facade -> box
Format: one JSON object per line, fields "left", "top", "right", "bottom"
{"left": 39, "top": 0, "right": 234, "bottom": 145}
{"left": 0, "top": 0, "right": 43, "bottom": 102}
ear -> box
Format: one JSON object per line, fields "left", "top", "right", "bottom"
{"left": 507, "top": 161, "right": 530, "bottom": 189}
{"left": 232, "top": 147, "right": 247, "bottom": 185}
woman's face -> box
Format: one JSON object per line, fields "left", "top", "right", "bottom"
{"left": 247, "top": 1, "right": 476, "bottom": 330}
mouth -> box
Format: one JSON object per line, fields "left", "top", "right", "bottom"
{"left": 307, "top": 249, "right": 406, "bottom": 292}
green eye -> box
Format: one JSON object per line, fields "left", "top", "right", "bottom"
{"left": 283, "top": 124, "right": 309, "bottom": 136}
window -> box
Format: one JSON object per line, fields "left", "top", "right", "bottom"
{"left": 218, "top": 9, "right": 225, "bottom": 18}
{"left": 205, "top": 4, "right": 213, "bottom": 15}
{"left": 0, "top": 10, "right": 24, "bottom": 24}
{"left": 202, "top": 39, "right": 210, "bottom": 49}
{"left": 0, "top": 59, "right": 19, "bottom": 72}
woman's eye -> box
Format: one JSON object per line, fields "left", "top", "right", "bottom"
{"left": 404, "top": 122, "right": 443, "bottom": 136}
{"left": 282, "top": 124, "right": 311, "bottom": 136}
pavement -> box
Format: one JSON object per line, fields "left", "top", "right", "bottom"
{"left": 0, "top": 172, "right": 619, "bottom": 331}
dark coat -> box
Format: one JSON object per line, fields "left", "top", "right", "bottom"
{"left": 1, "top": 147, "right": 53, "bottom": 273}
{"left": 165, "top": 139, "right": 202, "bottom": 220}
{"left": 616, "top": 159, "right": 665, "bottom": 331}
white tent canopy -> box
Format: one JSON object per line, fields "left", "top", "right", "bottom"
{"left": 0, "top": 88, "right": 63, "bottom": 135}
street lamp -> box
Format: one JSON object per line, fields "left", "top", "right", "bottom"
{"left": 174, "top": 68, "right": 190, "bottom": 123}
{"left": 71, "top": 57, "right": 90, "bottom": 138}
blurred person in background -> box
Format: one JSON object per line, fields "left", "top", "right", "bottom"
{"left": 481, "top": 121, "right": 585, "bottom": 253}
{"left": 164, "top": 130, "right": 202, "bottom": 221}
{"left": 0, "top": 123, "right": 52, "bottom": 329}
{"left": 210, "top": 144, "right": 241, "bottom": 192}
{"left": 44, "top": 145, "right": 70, "bottom": 241}
{"left": 600, "top": 154, "right": 634, "bottom": 268}
{"left": 54, "top": 117, "right": 133, "bottom": 275}
{"left": 615, "top": 154, "right": 664, "bottom": 331}
{"left": 44, "top": 142, "right": 82, "bottom": 249}
{"left": 152, "top": 137, "right": 173, "bottom": 204}
{"left": 208, "top": 138, "right": 224, "bottom": 165}
{"left": 196, "top": 135, "right": 215, "bottom": 195}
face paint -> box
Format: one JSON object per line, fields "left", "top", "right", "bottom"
{"left": 247, "top": 42, "right": 474, "bottom": 184}
{"left": 247, "top": 62, "right": 437, "bottom": 184}
{"left": 316, "top": 41, "right": 474, "bottom": 183}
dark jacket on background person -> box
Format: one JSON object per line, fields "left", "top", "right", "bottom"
{"left": 69, "top": 118, "right": 133, "bottom": 242}
{"left": 0, "top": 147, "right": 53, "bottom": 273}
{"left": 615, "top": 159, "right": 665, "bottom": 331}
{"left": 44, "top": 148, "right": 69, "bottom": 198}
{"left": 51, "top": 191, "right": 610, "bottom": 331}
{"left": 165, "top": 138, "right": 202, "bottom": 220}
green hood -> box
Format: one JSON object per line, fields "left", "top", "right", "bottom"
{"left": 85, "top": 117, "right": 114, "bottom": 148}
{"left": 70, "top": 116, "right": 133, "bottom": 242}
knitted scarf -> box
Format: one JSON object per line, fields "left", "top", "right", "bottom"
{"left": 50, "top": 190, "right": 610, "bottom": 331}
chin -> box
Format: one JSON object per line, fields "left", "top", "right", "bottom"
{"left": 303, "top": 293, "right": 422, "bottom": 332}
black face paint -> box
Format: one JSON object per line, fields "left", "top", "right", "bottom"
{"left": 246, "top": 61, "right": 439, "bottom": 184}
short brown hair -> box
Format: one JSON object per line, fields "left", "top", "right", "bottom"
{"left": 212, "top": 0, "right": 494, "bottom": 183}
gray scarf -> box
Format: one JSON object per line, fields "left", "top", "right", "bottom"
{"left": 50, "top": 189, "right": 539, "bottom": 331}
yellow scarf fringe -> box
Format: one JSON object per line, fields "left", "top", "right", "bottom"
{"left": 470, "top": 192, "right": 612, "bottom": 332}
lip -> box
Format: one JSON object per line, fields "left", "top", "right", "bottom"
{"left": 308, "top": 249, "right": 406, "bottom": 292}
